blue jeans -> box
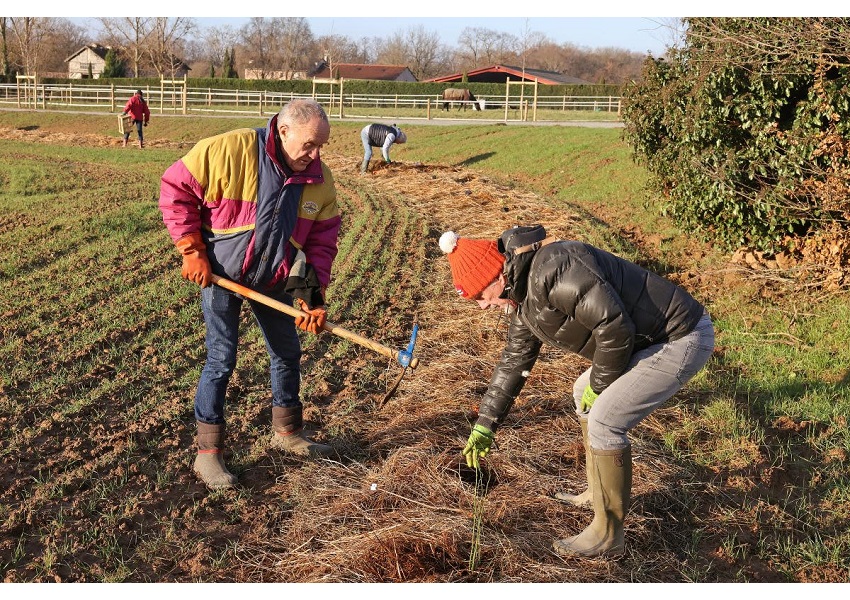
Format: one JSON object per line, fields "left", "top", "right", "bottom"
{"left": 573, "top": 313, "right": 715, "bottom": 450}
{"left": 194, "top": 284, "right": 302, "bottom": 424}
{"left": 123, "top": 119, "right": 144, "bottom": 142}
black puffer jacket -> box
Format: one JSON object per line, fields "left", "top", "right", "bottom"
{"left": 475, "top": 232, "right": 705, "bottom": 433}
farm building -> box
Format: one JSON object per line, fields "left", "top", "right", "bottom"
{"left": 64, "top": 44, "right": 191, "bottom": 79}
{"left": 308, "top": 62, "right": 418, "bottom": 82}
{"left": 64, "top": 44, "right": 111, "bottom": 79}
{"left": 426, "top": 64, "right": 591, "bottom": 85}
{"left": 244, "top": 69, "right": 311, "bottom": 80}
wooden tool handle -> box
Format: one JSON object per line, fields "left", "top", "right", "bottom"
{"left": 211, "top": 275, "right": 418, "bottom": 368}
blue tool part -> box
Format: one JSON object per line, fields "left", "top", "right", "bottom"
{"left": 397, "top": 323, "right": 419, "bottom": 368}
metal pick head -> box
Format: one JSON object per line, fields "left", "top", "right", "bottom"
{"left": 396, "top": 323, "right": 419, "bottom": 369}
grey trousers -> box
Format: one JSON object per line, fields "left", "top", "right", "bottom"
{"left": 573, "top": 313, "right": 715, "bottom": 450}
{"left": 360, "top": 127, "right": 373, "bottom": 172}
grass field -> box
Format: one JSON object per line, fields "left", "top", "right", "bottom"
{"left": 1, "top": 110, "right": 849, "bottom": 583}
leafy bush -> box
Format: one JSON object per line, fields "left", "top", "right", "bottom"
{"left": 621, "top": 18, "right": 850, "bottom": 253}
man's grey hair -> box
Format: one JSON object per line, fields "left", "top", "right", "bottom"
{"left": 278, "top": 98, "right": 328, "bottom": 127}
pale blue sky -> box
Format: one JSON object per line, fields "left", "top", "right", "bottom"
{"left": 28, "top": 2, "right": 845, "bottom": 57}
{"left": 193, "top": 17, "right": 677, "bottom": 56}
{"left": 58, "top": 13, "right": 677, "bottom": 56}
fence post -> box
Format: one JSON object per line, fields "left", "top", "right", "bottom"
{"left": 110, "top": 83, "right": 115, "bottom": 112}
{"left": 532, "top": 79, "right": 538, "bottom": 122}
{"left": 339, "top": 78, "right": 344, "bottom": 119}
{"left": 504, "top": 77, "right": 510, "bottom": 122}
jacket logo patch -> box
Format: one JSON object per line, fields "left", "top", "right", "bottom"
{"left": 302, "top": 201, "right": 319, "bottom": 215}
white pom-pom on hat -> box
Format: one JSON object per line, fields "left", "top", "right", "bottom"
{"left": 439, "top": 231, "right": 459, "bottom": 254}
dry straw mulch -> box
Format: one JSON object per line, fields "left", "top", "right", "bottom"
{"left": 213, "top": 157, "right": 700, "bottom": 582}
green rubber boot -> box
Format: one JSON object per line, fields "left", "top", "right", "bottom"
{"left": 553, "top": 446, "right": 631, "bottom": 558}
{"left": 554, "top": 417, "right": 592, "bottom": 507}
{"left": 193, "top": 421, "right": 238, "bottom": 490}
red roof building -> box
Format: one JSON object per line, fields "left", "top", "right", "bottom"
{"left": 426, "top": 64, "right": 590, "bottom": 85}
{"left": 310, "top": 63, "right": 418, "bottom": 82}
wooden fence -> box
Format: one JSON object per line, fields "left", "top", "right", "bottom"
{"left": 0, "top": 80, "right": 622, "bottom": 123}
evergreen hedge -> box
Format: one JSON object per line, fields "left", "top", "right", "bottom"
{"left": 621, "top": 17, "right": 850, "bottom": 253}
{"left": 38, "top": 76, "right": 621, "bottom": 98}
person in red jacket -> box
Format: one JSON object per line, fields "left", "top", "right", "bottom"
{"left": 121, "top": 89, "right": 150, "bottom": 148}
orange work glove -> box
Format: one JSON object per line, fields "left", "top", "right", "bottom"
{"left": 175, "top": 232, "right": 212, "bottom": 288}
{"left": 294, "top": 299, "right": 327, "bottom": 334}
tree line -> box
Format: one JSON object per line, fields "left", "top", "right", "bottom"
{"left": 0, "top": 16, "right": 651, "bottom": 84}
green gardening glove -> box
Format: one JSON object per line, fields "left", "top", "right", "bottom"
{"left": 463, "top": 424, "right": 494, "bottom": 469}
{"left": 580, "top": 386, "right": 599, "bottom": 412}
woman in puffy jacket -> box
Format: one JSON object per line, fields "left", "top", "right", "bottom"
{"left": 440, "top": 224, "right": 715, "bottom": 558}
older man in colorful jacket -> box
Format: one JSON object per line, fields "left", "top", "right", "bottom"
{"left": 159, "top": 98, "right": 341, "bottom": 490}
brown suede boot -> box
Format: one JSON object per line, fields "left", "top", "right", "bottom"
{"left": 193, "top": 421, "right": 238, "bottom": 490}
{"left": 553, "top": 446, "right": 632, "bottom": 558}
{"left": 270, "top": 405, "right": 334, "bottom": 458}
{"left": 554, "top": 417, "right": 593, "bottom": 507}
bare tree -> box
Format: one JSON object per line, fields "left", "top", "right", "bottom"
{"left": 683, "top": 17, "right": 849, "bottom": 73}
{"left": 524, "top": 40, "right": 569, "bottom": 73}
{"left": 239, "top": 17, "right": 313, "bottom": 79}
{"left": 40, "top": 19, "right": 88, "bottom": 74}
{"left": 312, "top": 33, "right": 370, "bottom": 72}
{"left": 456, "top": 27, "right": 518, "bottom": 70}
{"left": 8, "top": 17, "right": 54, "bottom": 75}
{"left": 97, "top": 17, "right": 152, "bottom": 78}
{"left": 238, "top": 17, "right": 273, "bottom": 76}
{"left": 184, "top": 24, "right": 239, "bottom": 78}
{"left": 406, "top": 25, "right": 445, "bottom": 80}
{"left": 0, "top": 17, "right": 11, "bottom": 78}
{"left": 357, "top": 36, "right": 378, "bottom": 64}
{"left": 375, "top": 25, "right": 449, "bottom": 80}
{"left": 145, "top": 17, "right": 196, "bottom": 77}
{"left": 277, "top": 17, "right": 314, "bottom": 78}
{"left": 374, "top": 31, "right": 407, "bottom": 66}
{"left": 642, "top": 17, "right": 686, "bottom": 54}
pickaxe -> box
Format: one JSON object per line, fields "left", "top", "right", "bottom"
{"left": 210, "top": 275, "right": 419, "bottom": 404}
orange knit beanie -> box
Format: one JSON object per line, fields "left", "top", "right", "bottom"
{"left": 439, "top": 231, "right": 505, "bottom": 299}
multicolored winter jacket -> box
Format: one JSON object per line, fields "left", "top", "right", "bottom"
{"left": 159, "top": 114, "right": 340, "bottom": 292}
